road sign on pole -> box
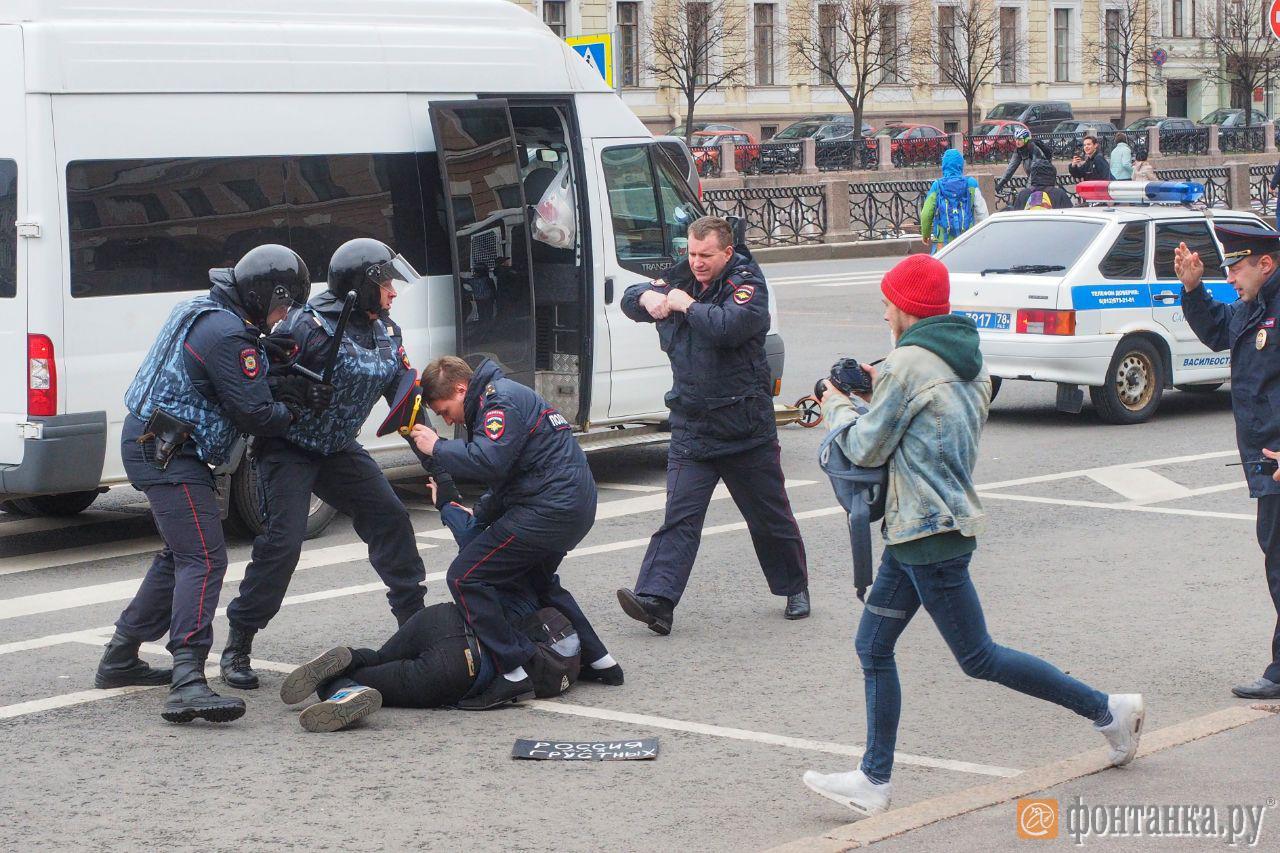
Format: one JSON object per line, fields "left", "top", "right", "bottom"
{"left": 1270, "top": 0, "right": 1280, "bottom": 41}
{"left": 1151, "top": 48, "right": 1168, "bottom": 67}
{"left": 567, "top": 34, "right": 615, "bottom": 89}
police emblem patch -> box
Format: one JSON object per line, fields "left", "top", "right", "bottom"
{"left": 240, "top": 348, "right": 260, "bottom": 378}
{"left": 484, "top": 409, "right": 506, "bottom": 440}
{"left": 732, "top": 284, "right": 755, "bottom": 305}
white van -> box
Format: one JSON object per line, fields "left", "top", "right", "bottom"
{"left": 0, "top": 0, "right": 786, "bottom": 533}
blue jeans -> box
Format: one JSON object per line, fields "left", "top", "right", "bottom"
{"left": 855, "top": 551, "right": 1109, "bottom": 783}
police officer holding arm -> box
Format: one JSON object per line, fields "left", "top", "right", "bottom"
{"left": 94, "top": 245, "right": 318, "bottom": 724}
{"left": 614, "top": 216, "right": 809, "bottom": 636}
{"left": 1175, "top": 223, "right": 1280, "bottom": 699}
{"left": 220, "top": 238, "right": 429, "bottom": 689}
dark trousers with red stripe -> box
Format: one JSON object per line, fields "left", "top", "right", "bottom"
{"left": 635, "top": 440, "right": 808, "bottom": 606}
{"left": 116, "top": 481, "right": 228, "bottom": 655}
{"left": 446, "top": 517, "right": 608, "bottom": 673}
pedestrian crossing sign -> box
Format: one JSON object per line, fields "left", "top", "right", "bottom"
{"left": 566, "top": 33, "right": 614, "bottom": 89}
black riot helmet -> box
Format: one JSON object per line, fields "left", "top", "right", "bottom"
{"left": 232, "top": 245, "right": 310, "bottom": 329}
{"left": 327, "top": 238, "right": 419, "bottom": 314}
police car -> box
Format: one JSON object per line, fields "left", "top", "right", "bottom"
{"left": 936, "top": 181, "right": 1262, "bottom": 424}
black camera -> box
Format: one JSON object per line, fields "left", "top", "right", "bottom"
{"left": 815, "top": 357, "right": 873, "bottom": 399}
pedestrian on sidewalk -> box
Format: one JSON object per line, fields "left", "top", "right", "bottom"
{"left": 1175, "top": 224, "right": 1280, "bottom": 700}
{"left": 1269, "top": 157, "right": 1280, "bottom": 228}
{"left": 1131, "top": 151, "right": 1157, "bottom": 181}
{"left": 1068, "top": 135, "right": 1113, "bottom": 182}
{"left": 801, "top": 254, "right": 1145, "bottom": 817}
{"left": 1110, "top": 133, "right": 1134, "bottom": 180}
{"left": 1011, "top": 160, "right": 1074, "bottom": 210}
{"left": 919, "top": 148, "right": 988, "bottom": 254}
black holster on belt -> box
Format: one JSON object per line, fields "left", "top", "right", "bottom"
{"left": 138, "top": 409, "right": 195, "bottom": 471}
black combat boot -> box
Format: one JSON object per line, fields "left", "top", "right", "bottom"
{"left": 94, "top": 631, "right": 171, "bottom": 689}
{"left": 219, "top": 624, "right": 260, "bottom": 689}
{"left": 161, "top": 648, "right": 246, "bottom": 724}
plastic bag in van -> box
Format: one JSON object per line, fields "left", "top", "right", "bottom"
{"left": 531, "top": 165, "right": 576, "bottom": 250}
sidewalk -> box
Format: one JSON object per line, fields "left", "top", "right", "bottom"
{"left": 772, "top": 704, "right": 1280, "bottom": 851}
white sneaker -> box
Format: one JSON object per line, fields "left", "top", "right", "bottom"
{"left": 802, "top": 768, "right": 891, "bottom": 816}
{"left": 1095, "top": 693, "right": 1145, "bottom": 767}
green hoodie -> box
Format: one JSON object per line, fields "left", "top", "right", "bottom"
{"left": 895, "top": 313, "right": 983, "bottom": 381}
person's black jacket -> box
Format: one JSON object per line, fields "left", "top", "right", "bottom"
{"left": 1270, "top": 159, "right": 1280, "bottom": 191}
{"left": 432, "top": 360, "right": 597, "bottom": 550}
{"left": 1182, "top": 269, "right": 1280, "bottom": 497}
{"left": 996, "top": 139, "right": 1053, "bottom": 190}
{"left": 1068, "top": 151, "right": 1113, "bottom": 181}
{"left": 1011, "top": 161, "right": 1075, "bottom": 209}
{"left": 621, "top": 247, "right": 775, "bottom": 460}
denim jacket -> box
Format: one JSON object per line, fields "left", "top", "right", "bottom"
{"left": 821, "top": 314, "right": 991, "bottom": 545}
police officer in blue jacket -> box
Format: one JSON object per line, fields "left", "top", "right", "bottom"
{"left": 220, "top": 239, "right": 429, "bottom": 689}
{"left": 614, "top": 216, "right": 809, "bottom": 636}
{"left": 409, "top": 356, "right": 620, "bottom": 709}
{"left": 96, "top": 244, "right": 319, "bottom": 724}
{"left": 1176, "top": 223, "right": 1280, "bottom": 700}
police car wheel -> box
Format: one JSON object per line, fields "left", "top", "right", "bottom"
{"left": 1090, "top": 337, "right": 1165, "bottom": 425}
{"left": 0, "top": 490, "right": 99, "bottom": 517}
{"left": 226, "top": 459, "right": 337, "bottom": 540}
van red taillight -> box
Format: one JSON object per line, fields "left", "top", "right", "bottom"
{"left": 28, "top": 334, "right": 56, "bottom": 416}
{"left": 1016, "top": 309, "right": 1076, "bottom": 336}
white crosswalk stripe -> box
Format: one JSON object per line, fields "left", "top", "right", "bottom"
{"left": 768, "top": 271, "right": 885, "bottom": 288}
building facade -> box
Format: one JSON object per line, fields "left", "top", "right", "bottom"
{"left": 511, "top": 0, "right": 1234, "bottom": 137}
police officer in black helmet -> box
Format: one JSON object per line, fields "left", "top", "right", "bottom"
{"left": 95, "top": 244, "right": 325, "bottom": 724}
{"left": 220, "top": 238, "right": 431, "bottom": 689}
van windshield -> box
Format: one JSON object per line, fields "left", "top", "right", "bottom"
{"left": 942, "top": 219, "right": 1103, "bottom": 275}
{"left": 986, "top": 104, "right": 1028, "bottom": 120}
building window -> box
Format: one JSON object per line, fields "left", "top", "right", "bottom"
{"left": 1171, "top": 0, "right": 1194, "bottom": 37}
{"left": 1054, "top": 8, "right": 1071, "bottom": 82}
{"left": 881, "top": 6, "right": 902, "bottom": 83}
{"left": 819, "top": 3, "right": 840, "bottom": 83}
{"left": 999, "top": 7, "right": 1018, "bottom": 83}
{"left": 1104, "top": 9, "right": 1121, "bottom": 82}
{"left": 688, "top": 1, "right": 711, "bottom": 85}
{"left": 938, "top": 5, "right": 958, "bottom": 75}
{"left": 755, "top": 3, "right": 776, "bottom": 85}
{"left": 544, "top": 1, "right": 567, "bottom": 38}
{"left": 618, "top": 2, "right": 640, "bottom": 87}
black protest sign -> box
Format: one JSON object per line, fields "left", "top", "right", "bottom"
{"left": 512, "top": 738, "right": 659, "bottom": 761}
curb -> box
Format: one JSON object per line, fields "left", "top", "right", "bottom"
{"left": 767, "top": 704, "right": 1279, "bottom": 852}
{"left": 753, "top": 239, "right": 926, "bottom": 264}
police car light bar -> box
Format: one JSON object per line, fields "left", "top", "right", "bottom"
{"left": 1075, "top": 180, "right": 1205, "bottom": 205}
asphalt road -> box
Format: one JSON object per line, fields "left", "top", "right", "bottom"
{"left": 1, "top": 256, "right": 1272, "bottom": 852}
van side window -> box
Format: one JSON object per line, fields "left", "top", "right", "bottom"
{"left": 66, "top": 153, "right": 434, "bottom": 298}
{"left": 601, "top": 145, "right": 703, "bottom": 276}
{"left": 1099, "top": 223, "right": 1147, "bottom": 279}
{"left": 0, "top": 160, "right": 14, "bottom": 298}
{"left": 1154, "top": 221, "right": 1224, "bottom": 279}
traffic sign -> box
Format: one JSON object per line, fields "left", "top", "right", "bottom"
{"left": 1151, "top": 48, "right": 1168, "bottom": 67}
{"left": 566, "top": 33, "right": 614, "bottom": 88}
{"left": 1270, "top": 0, "right": 1280, "bottom": 41}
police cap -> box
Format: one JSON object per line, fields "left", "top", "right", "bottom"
{"left": 1214, "top": 222, "right": 1280, "bottom": 268}
{"left": 376, "top": 368, "right": 422, "bottom": 437}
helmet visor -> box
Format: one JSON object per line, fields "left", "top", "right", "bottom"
{"left": 365, "top": 254, "right": 421, "bottom": 296}
{"left": 268, "top": 280, "right": 308, "bottom": 316}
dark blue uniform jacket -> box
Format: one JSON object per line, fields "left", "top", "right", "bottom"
{"left": 122, "top": 277, "right": 294, "bottom": 487}
{"left": 1182, "top": 270, "right": 1280, "bottom": 497}
{"left": 621, "top": 248, "right": 776, "bottom": 460}
{"left": 433, "top": 360, "right": 597, "bottom": 550}
{"left": 290, "top": 290, "right": 412, "bottom": 395}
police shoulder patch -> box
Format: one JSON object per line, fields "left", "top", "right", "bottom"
{"left": 483, "top": 408, "right": 506, "bottom": 440}
{"left": 239, "top": 347, "right": 260, "bottom": 378}
{"left": 732, "top": 283, "right": 756, "bottom": 305}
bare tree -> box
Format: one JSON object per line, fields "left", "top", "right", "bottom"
{"left": 647, "top": 0, "right": 750, "bottom": 143}
{"left": 911, "top": 0, "right": 1011, "bottom": 135}
{"left": 1194, "top": 1, "right": 1280, "bottom": 125}
{"left": 1085, "top": 0, "right": 1156, "bottom": 128}
{"left": 787, "top": 0, "right": 911, "bottom": 138}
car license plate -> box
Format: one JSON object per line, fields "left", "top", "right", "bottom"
{"left": 957, "top": 310, "right": 1010, "bottom": 330}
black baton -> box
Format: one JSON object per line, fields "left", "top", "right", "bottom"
{"left": 323, "top": 291, "right": 358, "bottom": 384}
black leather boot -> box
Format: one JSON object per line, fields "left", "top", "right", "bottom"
{"left": 94, "top": 631, "right": 171, "bottom": 689}
{"left": 219, "top": 624, "right": 260, "bottom": 690}
{"left": 784, "top": 589, "right": 811, "bottom": 620}
{"left": 456, "top": 674, "right": 535, "bottom": 710}
{"left": 161, "top": 648, "right": 246, "bottom": 724}
{"left": 616, "top": 589, "right": 674, "bottom": 636}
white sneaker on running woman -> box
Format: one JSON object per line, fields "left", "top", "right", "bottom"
{"left": 802, "top": 768, "right": 891, "bottom": 816}
{"left": 1095, "top": 693, "right": 1145, "bottom": 767}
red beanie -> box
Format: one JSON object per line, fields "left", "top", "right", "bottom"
{"left": 880, "top": 254, "right": 951, "bottom": 318}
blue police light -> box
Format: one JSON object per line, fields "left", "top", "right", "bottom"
{"left": 1075, "top": 181, "right": 1205, "bottom": 204}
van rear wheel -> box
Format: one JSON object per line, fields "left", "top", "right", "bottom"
{"left": 225, "top": 457, "right": 337, "bottom": 540}
{"left": 1090, "top": 337, "right": 1165, "bottom": 424}
{"left": 0, "top": 490, "right": 100, "bottom": 517}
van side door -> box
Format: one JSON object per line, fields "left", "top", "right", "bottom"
{"left": 0, "top": 27, "right": 26, "bottom": 469}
